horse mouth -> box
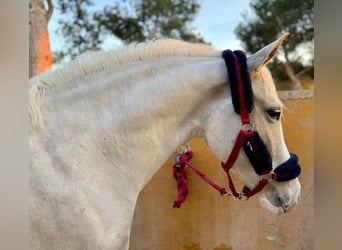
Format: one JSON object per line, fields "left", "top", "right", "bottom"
{"left": 258, "top": 193, "right": 299, "bottom": 215}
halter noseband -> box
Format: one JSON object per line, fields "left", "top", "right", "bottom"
{"left": 173, "top": 50, "right": 301, "bottom": 208}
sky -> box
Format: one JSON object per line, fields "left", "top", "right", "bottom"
{"left": 47, "top": 0, "right": 252, "bottom": 54}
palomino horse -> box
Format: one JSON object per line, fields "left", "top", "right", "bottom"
{"left": 29, "top": 33, "right": 301, "bottom": 249}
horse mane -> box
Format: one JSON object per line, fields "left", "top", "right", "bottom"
{"left": 29, "top": 39, "right": 220, "bottom": 128}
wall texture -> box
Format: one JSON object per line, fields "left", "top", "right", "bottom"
{"left": 130, "top": 90, "right": 314, "bottom": 250}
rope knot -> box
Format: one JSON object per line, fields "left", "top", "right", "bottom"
{"left": 173, "top": 144, "right": 192, "bottom": 208}
{"left": 178, "top": 151, "right": 193, "bottom": 165}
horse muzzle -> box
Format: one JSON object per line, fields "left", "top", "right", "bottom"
{"left": 259, "top": 173, "right": 301, "bottom": 214}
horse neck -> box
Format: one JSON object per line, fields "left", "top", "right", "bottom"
{"left": 105, "top": 56, "right": 228, "bottom": 189}
{"left": 37, "top": 55, "right": 229, "bottom": 194}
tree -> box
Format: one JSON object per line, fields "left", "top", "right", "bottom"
{"left": 55, "top": 0, "right": 205, "bottom": 60}
{"left": 235, "top": 0, "right": 314, "bottom": 90}
{"left": 29, "top": 0, "right": 54, "bottom": 78}
{"left": 55, "top": 0, "right": 101, "bottom": 60}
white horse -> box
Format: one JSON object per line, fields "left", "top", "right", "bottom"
{"left": 29, "top": 33, "right": 301, "bottom": 249}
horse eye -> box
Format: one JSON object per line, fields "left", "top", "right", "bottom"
{"left": 267, "top": 109, "right": 281, "bottom": 120}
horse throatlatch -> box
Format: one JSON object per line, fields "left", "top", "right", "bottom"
{"left": 173, "top": 50, "right": 301, "bottom": 208}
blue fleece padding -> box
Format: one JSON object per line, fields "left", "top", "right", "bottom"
{"left": 274, "top": 153, "right": 301, "bottom": 182}
{"left": 221, "top": 49, "right": 254, "bottom": 114}
{"left": 243, "top": 131, "right": 273, "bottom": 175}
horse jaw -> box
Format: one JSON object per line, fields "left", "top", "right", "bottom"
{"left": 228, "top": 157, "right": 301, "bottom": 214}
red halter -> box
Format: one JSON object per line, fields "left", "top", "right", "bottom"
{"left": 173, "top": 50, "right": 300, "bottom": 208}
{"left": 219, "top": 52, "right": 277, "bottom": 200}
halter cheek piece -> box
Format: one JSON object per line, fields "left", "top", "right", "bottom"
{"left": 172, "top": 50, "right": 301, "bottom": 208}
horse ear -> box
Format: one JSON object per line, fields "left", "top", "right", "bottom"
{"left": 247, "top": 33, "right": 289, "bottom": 73}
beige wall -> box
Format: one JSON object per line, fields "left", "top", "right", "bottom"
{"left": 130, "top": 90, "right": 314, "bottom": 250}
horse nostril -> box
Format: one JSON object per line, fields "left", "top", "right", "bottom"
{"left": 274, "top": 196, "right": 290, "bottom": 209}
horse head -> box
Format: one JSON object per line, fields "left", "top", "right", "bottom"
{"left": 205, "top": 33, "right": 301, "bottom": 214}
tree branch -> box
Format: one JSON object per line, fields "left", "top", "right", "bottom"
{"left": 46, "top": 0, "right": 53, "bottom": 22}
{"left": 296, "top": 67, "right": 311, "bottom": 78}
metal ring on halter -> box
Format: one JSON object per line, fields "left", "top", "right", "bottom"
{"left": 233, "top": 193, "right": 249, "bottom": 201}
{"left": 260, "top": 171, "right": 275, "bottom": 182}
{"left": 240, "top": 122, "right": 255, "bottom": 131}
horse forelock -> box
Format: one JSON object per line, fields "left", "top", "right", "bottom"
{"left": 29, "top": 39, "right": 220, "bottom": 128}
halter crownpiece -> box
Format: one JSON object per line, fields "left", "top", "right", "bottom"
{"left": 173, "top": 49, "right": 301, "bottom": 207}
{"left": 222, "top": 50, "right": 254, "bottom": 116}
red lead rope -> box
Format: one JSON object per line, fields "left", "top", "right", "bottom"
{"left": 173, "top": 129, "right": 272, "bottom": 207}
{"left": 173, "top": 150, "right": 228, "bottom": 208}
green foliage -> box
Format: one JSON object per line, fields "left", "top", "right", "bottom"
{"left": 235, "top": 0, "right": 314, "bottom": 89}
{"left": 269, "top": 58, "right": 314, "bottom": 82}
{"left": 55, "top": 0, "right": 205, "bottom": 60}
{"left": 56, "top": 0, "right": 102, "bottom": 59}
{"left": 236, "top": 0, "right": 313, "bottom": 54}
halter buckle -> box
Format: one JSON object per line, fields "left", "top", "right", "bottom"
{"left": 260, "top": 171, "right": 275, "bottom": 182}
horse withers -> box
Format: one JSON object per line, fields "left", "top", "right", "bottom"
{"left": 29, "top": 33, "right": 301, "bottom": 249}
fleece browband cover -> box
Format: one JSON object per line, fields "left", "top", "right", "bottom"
{"left": 221, "top": 50, "right": 254, "bottom": 114}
